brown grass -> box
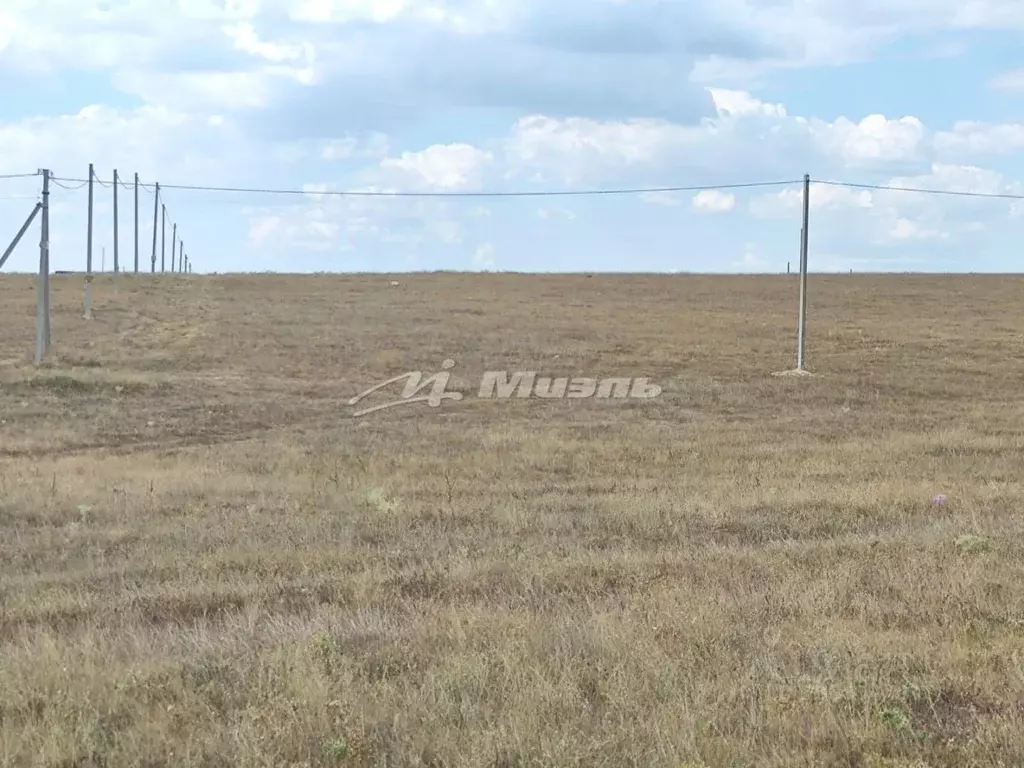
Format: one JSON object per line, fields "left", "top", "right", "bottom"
{"left": 1, "top": 272, "right": 1024, "bottom": 767}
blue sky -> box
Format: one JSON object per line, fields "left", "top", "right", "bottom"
{"left": 1, "top": 0, "right": 1023, "bottom": 274}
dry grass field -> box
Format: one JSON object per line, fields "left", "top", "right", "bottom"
{"left": 1, "top": 272, "right": 1023, "bottom": 768}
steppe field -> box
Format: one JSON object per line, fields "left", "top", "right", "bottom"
{"left": 2, "top": 272, "right": 1024, "bottom": 768}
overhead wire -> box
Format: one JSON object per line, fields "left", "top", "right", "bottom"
{"left": 48, "top": 176, "right": 806, "bottom": 198}
{"left": 4, "top": 171, "right": 1020, "bottom": 200}
{"left": 814, "top": 179, "right": 1024, "bottom": 201}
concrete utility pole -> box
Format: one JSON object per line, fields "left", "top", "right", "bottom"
{"left": 151, "top": 182, "right": 159, "bottom": 273}
{"left": 85, "top": 162, "right": 94, "bottom": 318}
{"left": 113, "top": 169, "right": 119, "bottom": 273}
{"left": 134, "top": 173, "right": 139, "bottom": 273}
{"left": 796, "top": 173, "right": 810, "bottom": 371}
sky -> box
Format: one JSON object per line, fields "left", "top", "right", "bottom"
{"left": 1, "top": 0, "right": 1024, "bottom": 274}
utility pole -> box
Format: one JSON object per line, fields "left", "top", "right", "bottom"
{"left": 113, "top": 169, "right": 119, "bottom": 273}
{"left": 134, "top": 173, "right": 139, "bottom": 273}
{"left": 796, "top": 173, "right": 810, "bottom": 371}
{"left": 35, "top": 169, "right": 51, "bottom": 364}
{"left": 150, "top": 182, "right": 159, "bottom": 273}
{"left": 161, "top": 203, "right": 166, "bottom": 272}
{"left": 43, "top": 170, "right": 50, "bottom": 351}
{"left": 84, "top": 163, "right": 94, "bottom": 318}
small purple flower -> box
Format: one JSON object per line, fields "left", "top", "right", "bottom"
{"left": 932, "top": 494, "right": 948, "bottom": 504}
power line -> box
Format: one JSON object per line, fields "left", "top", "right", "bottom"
{"left": 31, "top": 172, "right": 1024, "bottom": 201}
{"left": 815, "top": 179, "right": 1024, "bottom": 201}
{"left": 0, "top": 171, "right": 40, "bottom": 180}
{"left": 49, "top": 176, "right": 804, "bottom": 198}
{"left": 52, "top": 178, "right": 89, "bottom": 191}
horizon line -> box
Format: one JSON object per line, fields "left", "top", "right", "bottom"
{"left": 2, "top": 270, "right": 1019, "bottom": 277}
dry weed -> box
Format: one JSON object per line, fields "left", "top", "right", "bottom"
{"left": 1, "top": 273, "right": 1023, "bottom": 767}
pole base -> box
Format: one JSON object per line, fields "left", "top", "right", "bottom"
{"left": 83, "top": 281, "right": 93, "bottom": 320}
{"left": 771, "top": 368, "right": 815, "bottom": 377}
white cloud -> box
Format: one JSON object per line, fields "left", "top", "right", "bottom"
{"left": 221, "top": 21, "right": 313, "bottom": 64}
{"left": 473, "top": 242, "right": 496, "bottom": 269}
{"left": 731, "top": 244, "right": 770, "bottom": 272}
{"left": 248, "top": 214, "right": 281, "bottom": 246}
{"left": 988, "top": 69, "right": 1024, "bottom": 91}
{"left": 506, "top": 115, "right": 698, "bottom": 185}
{"left": 433, "top": 219, "right": 463, "bottom": 244}
{"left": 247, "top": 205, "right": 351, "bottom": 252}
{"left": 4, "top": 83, "right": 1020, "bottom": 273}
{"left": 286, "top": 0, "right": 502, "bottom": 29}
{"left": 933, "top": 121, "right": 1024, "bottom": 155}
{"left": 752, "top": 163, "right": 1022, "bottom": 219}
{"left": 811, "top": 114, "right": 926, "bottom": 165}
{"left": 238, "top": 177, "right": 480, "bottom": 264}
{"left": 709, "top": 88, "right": 786, "bottom": 118}
{"left": 289, "top": 0, "right": 409, "bottom": 24}
{"left": 379, "top": 143, "right": 493, "bottom": 190}
{"left": 321, "top": 133, "right": 390, "bottom": 160}
{"left": 3, "top": 0, "right": 1024, "bottom": 123}
{"left": 4, "top": 2, "right": 1024, "bottom": 273}
{"left": 887, "top": 162, "right": 1022, "bottom": 196}
{"left": 692, "top": 189, "right": 736, "bottom": 213}
{"left": 536, "top": 207, "right": 577, "bottom": 219}
{"left": 114, "top": 71, "right": 277, "bottom": 111}
{"left": 750, "top": 183, "right": 874, "bottom": 218}
{"left": 748, "top": 161, "right": 1021, "bottom": 252}
{"left": 868, "top": 164, "right": 1023, "bottom": 235}
{"left": 506, "top": 91, "right": 938, "bottom": 188}
{"left": 691, "top": 0, "right": 1024, "bottom": 81}
{"left": 0, "top": 104, "right": 246, "bottom": 183}
{"left": 885, "top": 217, "right": 949, "bottom": 242}
{"left": 301, "top": 182, "right": 330, "bottom": 200}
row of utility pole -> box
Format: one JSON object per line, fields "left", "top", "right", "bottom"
{"left": 0, "top": 170, "right": 51, "bottom": 363}
{"left": 1, "top": 167, "right": 197, "bottom": 364}
{"left": 83, "top": 163, "right": 192, "bottom": 317}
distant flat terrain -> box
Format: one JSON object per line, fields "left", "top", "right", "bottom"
{"left": 1, "top": 273, "right": 1023, "bottom": 767}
